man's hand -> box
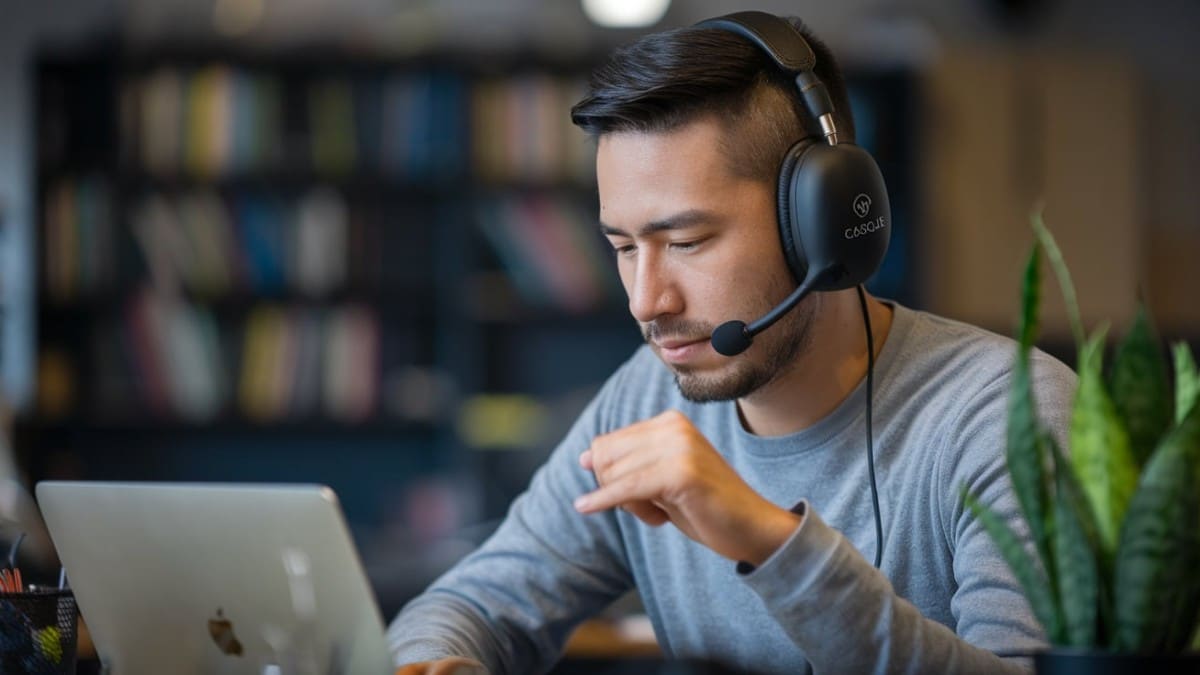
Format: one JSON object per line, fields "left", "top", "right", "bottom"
{"left": 395, "top": 656, "right": 487, "bottom": 675}
{"left": 575, "top": 410, "right": 802, "bottom": 566}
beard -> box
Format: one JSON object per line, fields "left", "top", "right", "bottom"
{"left": 641, "top": 280, "right": 816, "bottom": 403}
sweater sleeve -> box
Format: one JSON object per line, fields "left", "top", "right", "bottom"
{"left": 736, "top": 354, "right": 1075, "bottom": 675}
{"left": 387, "top": 379, "right": 635, "bottom": 674}
{"left": 738, "top": 504, "right": 1028, "bottom": 675}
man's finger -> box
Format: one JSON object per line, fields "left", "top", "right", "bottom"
{"left": 575, "top": 470, "right": 658, "bottom": 514}
{"left": 622, "top": 500, "right": 671, "bottom": 526}
{"left": 590, "top": 439, "right": 663, "bottom": 487}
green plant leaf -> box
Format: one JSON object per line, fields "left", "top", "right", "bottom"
{"left": 1032, "top": 211, "right": 1085, "bottom": 350}
{"left": 963, "top": 488, "right": 1064, "bottom": 643}
{"left": 1008, "top": 242, "right": 1055, "bottom": 589}
{"left": 1109, "top": 305, "right": 1172, "bottom": 466}
{"left": 1048, "top": 431, "right": 1115, "bottom": 644}
{"left": 1113, "top": 403, "right": 1200, "bottom": 653}
{"left": 1048, "top": 432, "right": 1100, "bottom": 647}
{"left": 1017, "top": 241, "right": 1042, "bottom": 351}
{"left": 1173, "top": 342, "right": 1200, "bottom": 425}
{"left": 1071, "top": 328, "right": 1139, "bottom": 559}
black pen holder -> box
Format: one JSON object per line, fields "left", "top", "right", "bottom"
{"left": 0, "top": 589, "right": 78, "bottom": 675}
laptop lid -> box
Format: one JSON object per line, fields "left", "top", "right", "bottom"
{"left": 36, "top": 481, "right": 395, "bottom": 675}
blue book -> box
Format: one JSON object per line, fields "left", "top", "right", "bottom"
{"left": 355, "top": 78, "right": 383, "bottom": 173}
{"left": 430, "top": 71, "right": 466, "bottom": 179}
{"left": 233, "top": 196, "right": 286, "bottom": 294}
{"left": 406, "top": 73, "right": 433, "bottom": 180}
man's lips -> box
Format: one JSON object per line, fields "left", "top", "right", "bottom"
{"left": 656, "top": 337, "right": 708, "bottom": 350}
{"left": 655, "top": 337, "right": 712, "bottom": 363}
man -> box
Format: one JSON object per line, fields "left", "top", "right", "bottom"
{"left": 390, "top": 13, "right": 1075, "bottom": 675}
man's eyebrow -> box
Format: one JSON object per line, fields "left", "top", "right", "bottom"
{"left": 599, "top": 210, "right": 720, "bottom": 238}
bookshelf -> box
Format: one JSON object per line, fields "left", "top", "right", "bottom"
{"left": 18, "top": 46, "right": 641, "bottom": 606}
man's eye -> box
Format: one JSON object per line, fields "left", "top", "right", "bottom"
{"left": 613, "top": 244, "right": 637, "bottom": 257}
{"left": 669, "top": 240, "right": 702, "bottom": 252}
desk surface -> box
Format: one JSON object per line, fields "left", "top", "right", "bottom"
{"left": 75, "top": 616, "right": 661, "bottom": 673}
{"left": 565, "top": 616, "right": 661, "bottom": 659}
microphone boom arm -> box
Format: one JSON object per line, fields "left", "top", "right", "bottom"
{"left": 710, "top": 265, "right": 837, "bottom": 357}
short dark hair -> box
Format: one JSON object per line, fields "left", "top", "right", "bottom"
{"left": 570, "top": 16, "right": 855, "bottom": 184}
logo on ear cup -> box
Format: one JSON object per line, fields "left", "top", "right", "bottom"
{"left": 852, "top": 193, "right": 872, "bottom": 218}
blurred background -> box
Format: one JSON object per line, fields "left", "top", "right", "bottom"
{"left": 0, "top": 0, "right": 1197, "bottom": 635}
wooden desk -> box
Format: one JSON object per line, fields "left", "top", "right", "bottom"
{"left": 565, "top": 616, "right": 661, "bottom": 658}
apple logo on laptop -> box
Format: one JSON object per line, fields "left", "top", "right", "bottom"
{"left": 208, "top": 608, "right": 245, "bottom": 657}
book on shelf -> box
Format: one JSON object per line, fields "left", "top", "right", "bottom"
{"left": 178, "top": 190, "right": 236, "bottom": 294}
{"left": 310, "top": 78, "right": 358, "bottom": 176}
{"left": 185, "top": 65, "right": 231, "bottom": 178}
{"left": 471, "top": 73, "right": 593, "bottom": 184}
{"left": 136, "top": 67, "right": 183, "bottom": 175}
{"left": 321, "top": 305, "right": 380, "bottom": 422}
{"left": 295, "top": 187, "right": 349, "bottom": 297}
{"left": 474, "top": 194, "right": 621, "bottom": 313}
{"left": 238, "top": 304, "right": 288, "bottom": 420}
{"left": 502, "top": 196, "right": 598, "bottom": 313}
{"left": 107, "top": 291, "right": 225, "bottom": 420}
{"left": 382, "top": 71, "right": 469, "bottom": 181}
{"left": 42, "top": 175, "right": 113, "bottom": 302}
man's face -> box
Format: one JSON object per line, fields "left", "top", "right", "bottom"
{"left": 597, "top": 117, "right": 815, "bottom": 402}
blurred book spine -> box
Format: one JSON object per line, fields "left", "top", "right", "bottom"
{"left": 474, "top": 194, "right": 621, "bottom": 314}
{"left": 42, "top": 175, "right": 114, "bottom": 302}
{"left": 471, "top": 74, "right": 594, "bottom": 184}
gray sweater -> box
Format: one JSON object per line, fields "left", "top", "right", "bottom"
{"left": 388, "top": 303, "right": 1078, "bottom": 674}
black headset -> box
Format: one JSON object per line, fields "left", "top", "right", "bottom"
{"left": 698, "top": 12, "right": 888, "bottom": 569}
{"left": 696, "top": 11, "right": 892, "bottom": 358}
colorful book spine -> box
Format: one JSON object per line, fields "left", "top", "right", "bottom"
{"left": 42, "top": 176, "right": 114, "bottom": 301}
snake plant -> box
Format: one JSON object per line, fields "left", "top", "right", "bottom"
{"left": 963, "top": 213, "right": 1200, "bottom": 653}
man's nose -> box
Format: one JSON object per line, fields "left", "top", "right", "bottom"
{"left": 627, "top": 251, "right": 683, "bottom": 323}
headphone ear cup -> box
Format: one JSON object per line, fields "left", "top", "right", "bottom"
{"left": 776, "top": 139, "right": 812, "bottom": 284}
{"left": 789, "top": 142, "right": 891, "bottom": 290}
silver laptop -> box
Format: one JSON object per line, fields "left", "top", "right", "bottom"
{"left": 36, "top": 482, "right": 396, "bottom": 675}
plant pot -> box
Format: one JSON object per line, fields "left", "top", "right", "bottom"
{"left": 1034, "top": 647, "right": 1200, "bottom": 675}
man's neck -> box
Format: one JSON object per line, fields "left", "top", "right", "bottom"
{"left": 736, "top": 291, "right": 894, "bottom": 437}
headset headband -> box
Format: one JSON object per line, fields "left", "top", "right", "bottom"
{"left": 695, "top": 11, "right": 815, "bottom": 74}
{"left": 695, "top": 11, "right": 840, "bottom": 145}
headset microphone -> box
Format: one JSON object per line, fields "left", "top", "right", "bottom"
{"left": 711, "top": 265, "right": 835, "bottom": 357}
